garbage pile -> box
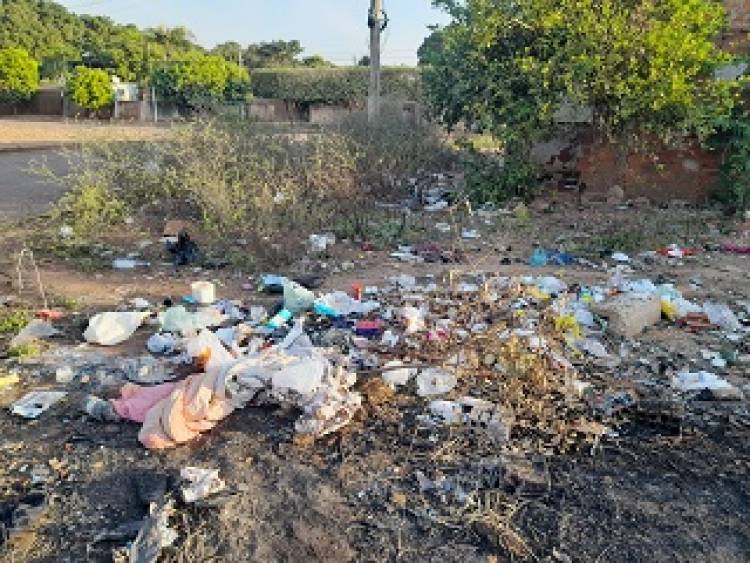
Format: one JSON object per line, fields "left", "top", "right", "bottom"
{"left": 7, "top": 259, "right": 749, "bottom": 456}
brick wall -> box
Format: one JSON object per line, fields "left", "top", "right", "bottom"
{"left": 577, "top": 139, "right": 721, "bottom": 203}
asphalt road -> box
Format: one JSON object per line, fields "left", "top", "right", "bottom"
{"left": 0, "top": 150, "right": 70, "bottom": 219}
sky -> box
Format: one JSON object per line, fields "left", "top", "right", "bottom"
{"left": 57, "top": 0, "right": 451, "bottom": 65}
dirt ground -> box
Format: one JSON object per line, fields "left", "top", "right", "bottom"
{"left": 0, "top": 201, "right": 749, "bottom": 562}
{"left": 0, "top": 117, "right": 165, "bottom": 149}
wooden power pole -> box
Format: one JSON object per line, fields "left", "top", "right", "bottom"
{"left": 368, "top": 0, "right": 383, "bottom": 122}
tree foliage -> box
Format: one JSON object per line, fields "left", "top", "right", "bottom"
{"left": 151, "top": 52, "right": 250, "bottom": 112}
{"left": 426, "top": 0, "right": 742, "bottom": 150}
{"left": 0, "top": 0, "right": 202, "bottom": 80}
{"left": 243, "top": 40, "right": 304, "bottom": 68}
{"left": 67, "top": 66, "right": 113, "bottom": 109}
{"left": 417, "top": 26, "right": 446, "bottom": 66}
{"left": 0, "top": 47, "right": 39, "bottom": 103}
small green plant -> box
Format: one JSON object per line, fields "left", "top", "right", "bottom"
{"left": 0, "top": 310, "right": 31, "bottom": 335}
{"left": 52, "top": 296, "right": 80, "bottom": 310}
{"left": 53, "top": 182, "right": 126, "bottom": 238}
{"left": 8, "top": 341, "right": 42, "bottom": 359}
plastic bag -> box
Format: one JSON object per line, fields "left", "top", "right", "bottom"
{"left": 9, "top": 319, "right": 61, "bottom": 348}
{"left": 416, "top": 368, "right": 457, "bottom": 396}
{"left": 401, "top": 306, "right": 426, "bottom": 334}
{"left": 185, "top": 330, "right": 234, "bottom": 373}
{"left": 703, "top": 302, "right": 741, "bottom": 332}
{"left": 283, "top": 280, "right": 316, "bottom": 313}
{"left": 528, "top": 247, "right": 548, "bottom": 267}
{"left": 84, "top": 312, "right": 149, "bottom": 346}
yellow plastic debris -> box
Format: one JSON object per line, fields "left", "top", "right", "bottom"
{"left": 661, "top": 298, "right": 678, "bottom": 322}
{"left": 0, "top": 373, "right": 21, "bottom": 389}
{"left": 555, "top": 314, "right": 582, "bottom": 339}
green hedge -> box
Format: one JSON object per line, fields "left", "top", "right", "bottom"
{"left": 251, "top": 67, "right": 420, "bottom": 103}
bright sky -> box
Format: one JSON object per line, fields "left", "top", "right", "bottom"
{"left": 57, "top": 0, "right": 450, "bottom": 66}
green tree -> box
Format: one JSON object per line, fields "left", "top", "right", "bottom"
{"left": 301, "top": 55, "right": 334, "bottom": 68}
{"left": 0, "top": 47, "right": 39, "bottom": 104}
{"left": 67, "top": 66, "right": 113, "bottom": 109}
{"left": 417, "top": 26, "right": 446, "bottom": 66}
{"left": 243, "top": 40, "right": 303, "bottom": 68}
{"left": 211, "top": 41, "right": 242, "bottom": 64}
{"left": 426, "top": 0, "right": 742, "bottom": 183}
{"left": 0, "top": 0, "right": 83, "bottom": 79}
{"left": 151, "top": 52, "right": 250, "bottom": 112}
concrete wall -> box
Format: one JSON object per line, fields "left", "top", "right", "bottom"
{"left": 0, "top": 86, "right": 64, "bottom": 116}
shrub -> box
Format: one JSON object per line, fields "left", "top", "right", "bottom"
{"left": 53, "top": 181, "right": 126, "bottom": 237}
{"left": 52, "top": 114, "right": 454, "bottom": 264}
{"left": 716, "top": 119, "right": 750, "bottom": 213}
{"left": 67, "top": 66, "right": 113, "bottom": 110}
{"left": 336, "top": 104, "right": 454, "bottom": 197}
{"left": 251, "top": 67, "right": 420, "bottom": 103}
{"left": 461, "top": 146, "right": 540, "bottom": 204}
{"left": 0, "top": 47, "right": 39, "bottom": 104}
{"left": 151, "top": 52, "right": 250, "bottom": 113}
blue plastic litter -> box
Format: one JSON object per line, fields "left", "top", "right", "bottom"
{"left": 549, "top": 252, "right": 576, "bottom": 266}
{"left": 528, "top": 247, "right": 549, "bottom": 267}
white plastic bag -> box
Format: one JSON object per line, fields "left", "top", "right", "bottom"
{"left": 185, "top": 330, "right": 234, "bottom": 373}
{"left": 84, "top": 312, "right": 149, "bottom": 346}
{"left": 283, "top": 280, "right": 316, "bottom": 313}
{"left": 417, "top": 368, "right": 457, "bottom": 396}
{"left": 703, "top": 302, "right": 741, "bottom": 332}
{"left": 10, "top": 319, "right": 60, "bottom": 348}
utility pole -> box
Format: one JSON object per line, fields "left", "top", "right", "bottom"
{"left": 367, "top": 0, "right": 383, "bottom": 122}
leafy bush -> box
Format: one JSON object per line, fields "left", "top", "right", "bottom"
{"left": 336, "top": 104, "right": 454, "bottom": 196}
{"left": 462, "top": 148, "right": 540, "bottom": 204}
{"left": 716, "top": 119, "right": 750, "bottom": 213}
{"left": 251, "top": 67, "right": 420, "bottom": 103}
{"left": 426, "top": 0, "right": 740, "bottom": 187}
{"left": 67, "top": 66, "right": 113, "bottom": 109}
{"left": 0, "top": 310, "right": 30, "bottom": 335}
{"left": 53, "top": 181, "right": 126, "bottom": 237}
{"left": 151, "top": 52, "right": 250, "bottom": 113}
{"left": 0, "top": 47, "right": 39, "bottom": 104}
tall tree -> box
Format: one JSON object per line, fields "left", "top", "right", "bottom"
{"left": 211, "top": 41, "right": 242, "bottom": 64}
{"left": 426, "top": 0, "right": 741, "bottom": 161}
{"left": 243, "top": 40, "right": 303, "bottom": 68}
{"left": 417, "top": 26, "right": 446, "bottom": 66}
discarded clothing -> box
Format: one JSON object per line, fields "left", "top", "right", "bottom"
{"left": 128, "top": 341, "right": 361, "bottom": 449}
{"left": 111, "top": 382, "right": 180, "bottom": 423}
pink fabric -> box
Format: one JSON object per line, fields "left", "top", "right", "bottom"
{"left": 110, "top": 382, "right": 179, "bottom": 423}
{"left": 136, "top": 370, "right": 234, "bottom": 450}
